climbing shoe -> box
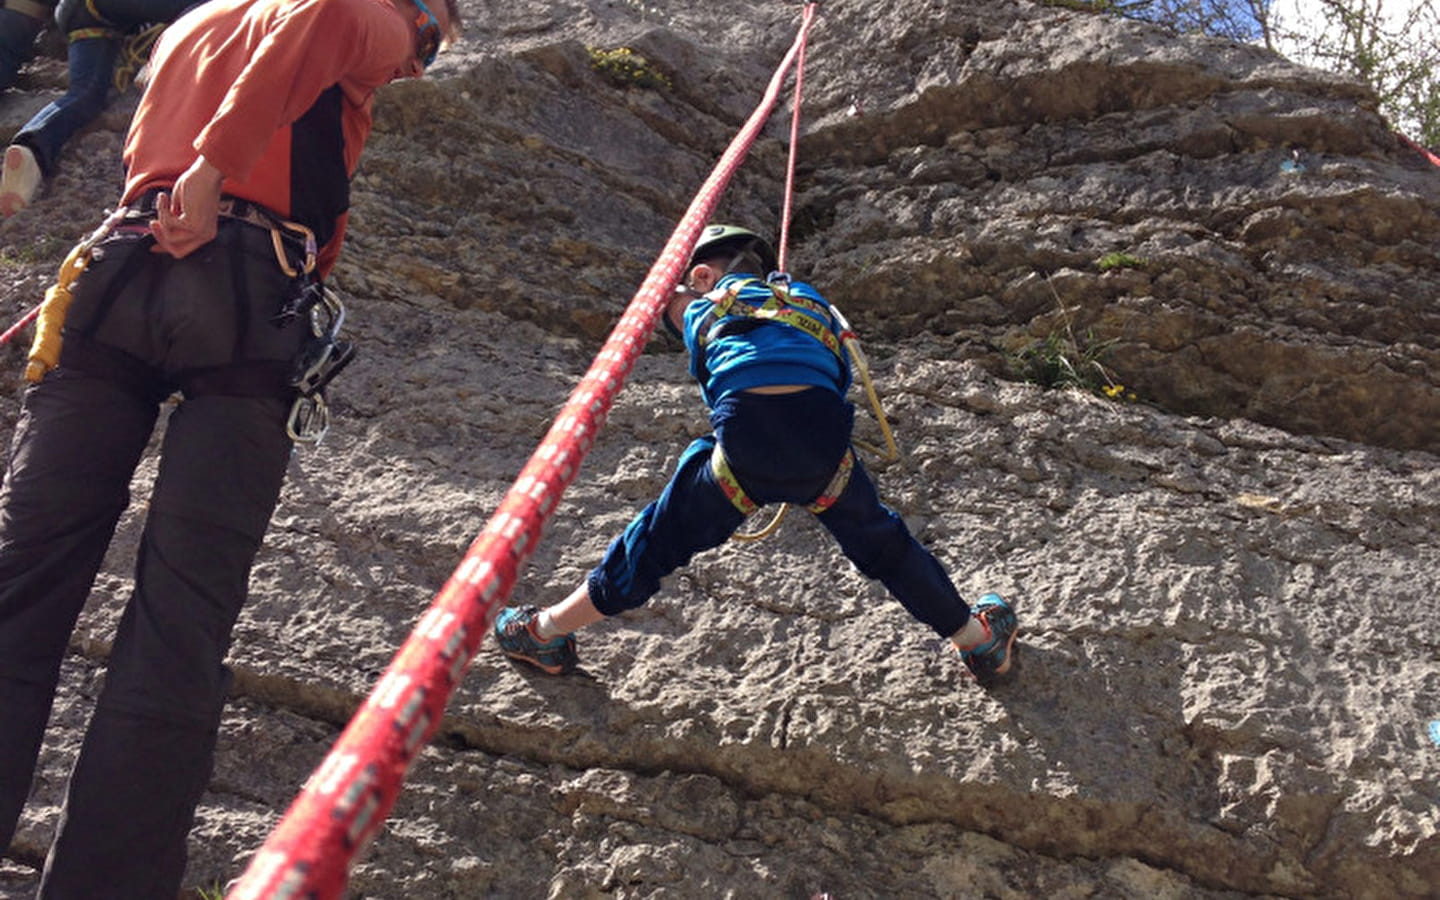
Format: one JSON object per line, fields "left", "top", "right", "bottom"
{"left": 495, "top": 605, "right": 578, "bottom": 675}
{"left": 954, "top": 593, "right": 1019, "bottom": 684}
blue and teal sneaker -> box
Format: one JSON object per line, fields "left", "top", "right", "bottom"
{"left": 955, "top": 593, "right": 1018, "bottom": 684}
{"left": 495, "top": 605, "right": 578, "bottom": 675}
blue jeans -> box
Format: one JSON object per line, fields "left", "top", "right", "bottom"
{"left": 588, "top": 388, "right": 972, "bottom": 638}
{"left": 0, "top": 7, "right": 47, "bottom": 90}
{"left": 12, "top": 36, "right": 116, "bottom": 174}
{"left": 13, "top": 0, "right": 195, "bottom": 173}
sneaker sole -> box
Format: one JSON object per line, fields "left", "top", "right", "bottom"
{"left": 0, "top": 145, "right": 39, "bottom": 217}
{"left": 501, "top": 648, "right": 575, "bottom": 676}
{"left": 966, "top": 596, "right": 1020, "bottom": 683}
{"left": 989, "top": 619, "right": 1019, "bottom": 677}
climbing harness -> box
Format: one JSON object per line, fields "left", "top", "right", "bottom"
{"left": 700, "top": 275, "right": 898, "bottom": 542}
{"left": 52, "top": 0, "right": 171, "bottom": 91}
{"left": 23, "top": 206, "right": 128, "bottom": 383}
{"left": 697, "top": 276, "right": 846, "bottom": 360}
{"left": 711, "top": 442, "right": 855, "bottom": 518}
{"left": 16, "top": 192, "right": 348, "bottom": 444}
{"left": 61, "top": 0, "right": 123, "bottom": 42}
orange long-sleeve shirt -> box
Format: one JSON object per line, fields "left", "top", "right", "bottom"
{"left": 122, "top": 0, "right": 414, "bottom": 275}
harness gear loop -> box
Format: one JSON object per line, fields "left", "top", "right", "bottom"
{"left": 215, "top": 196, "right": 318, "bottom": 277}
{"left": 24, "top": 206, "right": 128, "bottom": 383}
{"left": 697, "top": 278, "right": 896, "bottom": 543}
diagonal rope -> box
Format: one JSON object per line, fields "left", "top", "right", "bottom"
{"left": 1397, "top": 131, "right": 1440, "bottom": 169}
{"left": 775, "top": 0, "right": 815, "bottom": 274}
{"left": 226, "top": 6, "right": 820, "bottom": 899}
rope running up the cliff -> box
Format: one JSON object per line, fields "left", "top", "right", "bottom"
{"left": 226, "top": 6, "right": 823, "bottom": 900}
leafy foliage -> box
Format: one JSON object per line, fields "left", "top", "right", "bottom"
{"left": 1108, "top": 0, "right": 1439, "bottom": 146}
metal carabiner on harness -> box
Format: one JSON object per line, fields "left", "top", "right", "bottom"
{"left": 286, "top": 284, "right": 356, "bottom": 444}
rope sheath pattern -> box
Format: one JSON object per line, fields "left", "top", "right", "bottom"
{"left": 226, "top": 6, "right": 819, "bottom": 899}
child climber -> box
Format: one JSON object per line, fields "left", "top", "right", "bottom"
{"left": 495, "top": 224, "right": 1019, "bottom": 683}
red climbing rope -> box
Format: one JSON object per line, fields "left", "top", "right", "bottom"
{"left": 226, "top": 6, "right": 820, "bottom": 900}
{"left": 776, "top": 2, "right": 816, "bottom": 273}
{"left": 0, "top": 305, "right": 40, "bottom": 348}
{"left": 1397, "top": 131, "right": 1440, "bottom": 169}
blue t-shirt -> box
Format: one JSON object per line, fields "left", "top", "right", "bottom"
{"left": 681, "top": 274, "right": 852, "bottom": 407}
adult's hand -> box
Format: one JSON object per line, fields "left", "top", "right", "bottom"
{"left": 150, "top": 155, "right": 224, "bottom": 258}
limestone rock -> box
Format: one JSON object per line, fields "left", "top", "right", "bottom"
{"left": 0, "top": 1, "right": 1435, "bottom": 898}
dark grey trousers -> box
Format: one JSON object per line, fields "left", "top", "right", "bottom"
{"left": 0, "top": 220, "right": 309, "bottom": 898}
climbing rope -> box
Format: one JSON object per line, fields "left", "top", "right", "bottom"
{"left": 114, "top": 22, "right": 167, "bottom": 92}
{"left": 731, "top": 4, "right": 899, "bottom": 543}
{"left": 0, "top": 305, "right": 41, "bottom": 349}
{"left": 226, "top": 7, "right": 821, "bottom": 899}
{"left": 1397, "top": 131, "right": 1440, "bottom": 169}
{"left": 775, "top": 0, "right": 810, "bottom": 275}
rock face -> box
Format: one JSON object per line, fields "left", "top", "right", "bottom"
{"left": 1, "top": 1, "right": 1437, "bottom": 898}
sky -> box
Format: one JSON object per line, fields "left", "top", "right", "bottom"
{"left": 1261, "top": 0, "right": 1434, "bottom": 137}
{"left": 1267, "top": 0, "right": 1432, "bottom": 61}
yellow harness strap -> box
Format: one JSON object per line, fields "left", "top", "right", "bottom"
{"left": 806, "top": 447, "right": 854, "bottom": 514}
{"left": 66, "top": 26, "right": 121, "bottom": 40}
{"left": 710, "top": 444, "right": 758, "bottom": 516}
{"left": 703, "top": 281, "right": 844, "bottom": 359}
{"left": 710, "top": 443, "right": 854, "bottom": 517}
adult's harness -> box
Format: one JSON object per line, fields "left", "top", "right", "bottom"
{"left": 24, "top": 193, "right": 352, "bottom": 443}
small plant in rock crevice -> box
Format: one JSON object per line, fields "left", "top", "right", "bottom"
{"left": 1096, "top": 251, "right": 1147, "bottom": 272}
{"left": 587, "top": 46, "right": 671, "bottom": 90}
{"left": 1007, "top": 274, "right": 1138, "bottom": 402}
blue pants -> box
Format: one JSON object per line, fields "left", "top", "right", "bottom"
{"left": 13, "top": 0, "right": 194, "bottom": 174}
{"left": 13, "top": 37, "right": 116, "bottom": 175}
{"left": 0, "top": 220, "right": 308, "bottom": 898}
{"left": 588, "top": 388, "right": 972, "bottom": 638}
